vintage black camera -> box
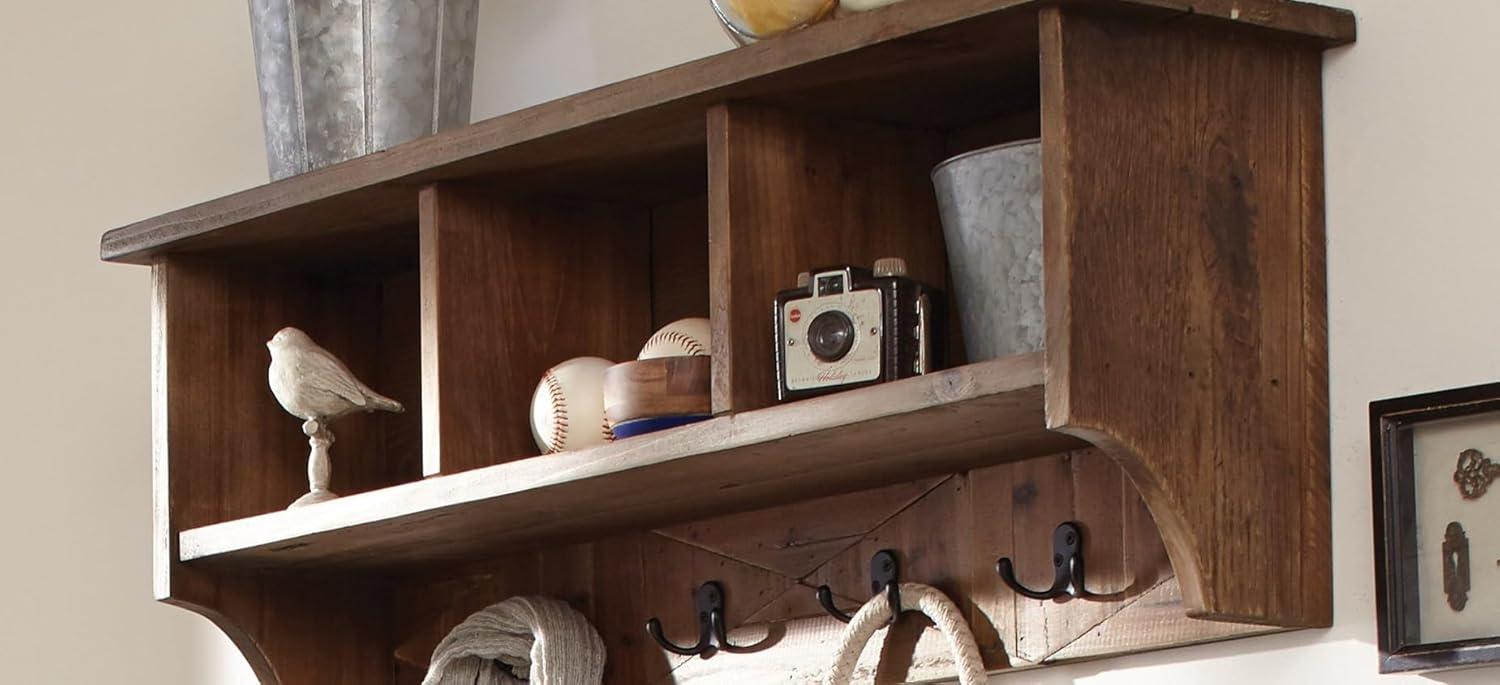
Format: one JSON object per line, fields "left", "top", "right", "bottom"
{"left": 774, "top": 257, "right": 943, "bottom": 401}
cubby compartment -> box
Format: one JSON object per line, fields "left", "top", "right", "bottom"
{"left": 417, "top": 178, "right": 710, "bottom": 476}
{"left": 154, "top": 234, "right": 422, "bottom": 530}
{"left": 708, "top": 102, "right": 1042, "bottom": 413}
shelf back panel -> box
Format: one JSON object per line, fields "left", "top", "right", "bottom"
{"left": 389, "top": 450, "right": 1276, "bottom": 684}
{"left": 419, "top": 184, "right": 654, "bottom": 475}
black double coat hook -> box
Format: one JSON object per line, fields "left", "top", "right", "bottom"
{"left": 997, "top": 522, "right": 1092, "bottom": 600}
{"left": 816, "top": 549, "right": 902, "bottom": 623}
{"left": 646, "top": 581, "right": 738, "bottom": 657}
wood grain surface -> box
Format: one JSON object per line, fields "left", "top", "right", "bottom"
{"left": 650, "top": 194, "right": 712, "bottom": 329}
{"left": 603, "top": 357, "right": 712, "bottom": 424}
{"left": 1039, "top": 6, "right": 1332, "bottom": 627}
{"left": 178, "top": 353, "right": 1077, "bottom": 567}
{"left": 152, "top": 260, "right": 412, "bottom": 684}
{"left": 419, "top": 183, "right": 653, "bottom": 475}
{"left": 708, "top": 103, "right": 952, "bottom": 413}
{"left": 121, "top": 0, "right": 1352, "bottom": 680}
{"left": 154, "top": 258, "right": 420, "bottom": 535}
{"left": 386, "top": 453, "right": 1262, "bottom": 683}
{"left": 100, "top": 0, "right": 1352, "bottom": 265}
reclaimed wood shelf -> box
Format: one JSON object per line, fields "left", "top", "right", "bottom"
{"left": 179, "top": 353, "right": 1080, "bottom": 567}
{"left": 99, "top": 0, "right": 1350, "bottom": 266}
{"left": 102, "top": 0, "right": 1354, "bottom": 682}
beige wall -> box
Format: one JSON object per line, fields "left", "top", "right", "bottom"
{"left": 0, "top": 1, "right": 267, "bottom": 683}
{"left": 2, "top": 0, "right": 1495, "bottom": 682}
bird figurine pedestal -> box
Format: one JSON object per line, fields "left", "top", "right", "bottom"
{"left": 289, "top": 419, "right": 339, "bottom": 508}
{"left": 266, "top": 326, "right": 406, "bottom": 510}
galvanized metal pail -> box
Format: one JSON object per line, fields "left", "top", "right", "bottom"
{"left": 931, "top": 139, "right": 1044, "bottom": 361}
{"left": 249, "top": 0, "right": 479, "bottom": 179}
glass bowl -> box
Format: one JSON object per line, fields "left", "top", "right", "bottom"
{"left": 709, "top": 0, "right": 839, "bottom": 44}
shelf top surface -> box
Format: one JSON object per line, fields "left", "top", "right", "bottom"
{"left": 101, "top": 0, "right": 1353, "bottom": 265}
{"left": 176, "top": 353, "right": 1083, "bottom": 569}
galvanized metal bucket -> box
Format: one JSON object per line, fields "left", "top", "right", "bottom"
{"left": 249, "top": 0, "right": 479, "bottom": 179}
{"left": 931, "top": 139, "right": 1044, "bottom": 361}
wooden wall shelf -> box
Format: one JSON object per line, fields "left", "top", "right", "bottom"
{"left": 103, "top": 0, "right": 1353, "bottom": 682}
{"left": 179, "top": 353, "right": 1078, "bottom": 568}
{"left": 99, "top": 0, "right": 1350, "bottom": 267}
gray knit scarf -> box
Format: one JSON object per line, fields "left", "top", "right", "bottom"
{"left": 423, "top": 596, "right": 606, "bottom": 685}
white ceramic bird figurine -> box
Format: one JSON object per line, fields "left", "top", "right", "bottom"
{"left": 266, "top": 326, "right": 404, "bottom": 508}
{"left": 268, "top": 327, "right": 404, "bottom": 427}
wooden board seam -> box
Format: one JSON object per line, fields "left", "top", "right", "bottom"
{"left": 1038, "top": 575, "right": 1173, "bottom": 663}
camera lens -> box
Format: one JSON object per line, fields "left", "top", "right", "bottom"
{"left": 807, "top": 311, "right": 856, "bottom": 362}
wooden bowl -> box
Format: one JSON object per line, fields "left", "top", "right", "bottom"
{"left": 603, "top": 356, "right": 711, "bottom": 426}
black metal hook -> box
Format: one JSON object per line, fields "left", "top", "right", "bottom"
{"left": 997, "top": 522, "right": 1090, "bottom": 600}
{"left": 646, "top": 581, "right": 734, "bottom": 657}
{"left": 816, "top": 549, "right": 902, "bottom": 623}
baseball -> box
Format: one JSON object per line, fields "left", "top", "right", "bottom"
{"left": 638, "top": 317, "right": 712, "bottom": 360}
{"left": 530, "top": 356, "right": 615, "bottom": 454}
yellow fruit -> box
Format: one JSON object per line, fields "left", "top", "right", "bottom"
{"left": 722, "top": 0, "right": 838, "bottom": 37}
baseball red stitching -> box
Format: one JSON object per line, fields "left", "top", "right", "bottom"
{"left": 645, "top": 330, "right": 706, "bottom": 356}
{"left": 544, "top": 369, "right": 569, "bottom": 452}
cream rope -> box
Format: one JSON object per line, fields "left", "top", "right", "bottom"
{"left": 423, "top": 596, "right": 606, "bottom": 685}
{"left": 823, "top": 582, "right": 986, "bottom": 685}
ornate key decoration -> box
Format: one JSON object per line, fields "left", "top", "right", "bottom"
{"left": 1453, "top": 448, "right": 1500, "bottom": 499}
{"left": 1443, "top": 521, "right": 1471, "bottom": 612}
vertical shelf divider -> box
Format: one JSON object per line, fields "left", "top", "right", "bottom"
{"left": 1039, "top": 6, "right": 1332, "bottom": 627}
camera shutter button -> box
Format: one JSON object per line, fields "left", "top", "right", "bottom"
{"left": 873, "top": 257, "right": 907, "bottom": 278}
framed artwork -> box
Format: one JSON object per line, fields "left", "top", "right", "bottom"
{"left": 1372, "top": 383, "right": 1500, "bottom": 673}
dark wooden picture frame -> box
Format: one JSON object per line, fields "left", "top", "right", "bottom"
{"left": 1372, "top": 383, "right": 1500, "bottom": 673}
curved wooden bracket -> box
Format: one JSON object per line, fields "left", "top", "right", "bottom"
{"left": 1039, "top": 6, "right": 1331, "bottom": 627}
{"left": 161, "top": 569, "right": 393, "bottom": 685}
